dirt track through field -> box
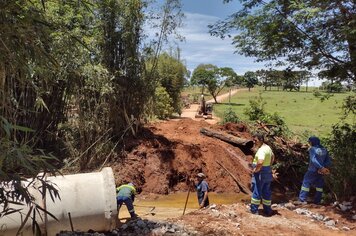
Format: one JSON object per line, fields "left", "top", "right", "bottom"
{"left": 179, "top": 88, "right": 246, "bottom": 124}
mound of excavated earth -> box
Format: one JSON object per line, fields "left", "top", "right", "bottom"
{"left": 111, "top": 119, "right": 253, "bottom": 194}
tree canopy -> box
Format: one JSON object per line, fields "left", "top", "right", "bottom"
{"left": 191, "top": 64, "right": 238, "bottom": 103}
{"left": 210, "top": 0, "right": 356, "bottom": 84}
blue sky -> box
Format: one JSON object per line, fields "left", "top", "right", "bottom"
{"left": 173, "top": 0, "right": 266, "bottom": 75}
{"left": 152, "top": 0, "right": 322, "bottom": 86}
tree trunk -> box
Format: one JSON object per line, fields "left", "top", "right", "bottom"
{"left": 200, "top": 128, "right": 254, "bottom": 149}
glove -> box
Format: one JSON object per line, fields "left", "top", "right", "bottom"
{"left": 318, "top": 167, "right": 330, "bottom": 175}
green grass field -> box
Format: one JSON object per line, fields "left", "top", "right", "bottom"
{"left": 213, "top": 87, "right": 355, "bottom": 137}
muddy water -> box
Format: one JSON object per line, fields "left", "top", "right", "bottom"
{"left": 118, "top": 192, "right": 249, "bottom": 221}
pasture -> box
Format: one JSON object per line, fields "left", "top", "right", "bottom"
{"left": 213, "top": 87, "right": 355, "bottom": 137}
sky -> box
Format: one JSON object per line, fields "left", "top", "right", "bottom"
{"left": 172, "top": 0, "right": 266, "bottom": 76}
{"left": 152, "top": 0, "right": 322, "bottom": 86}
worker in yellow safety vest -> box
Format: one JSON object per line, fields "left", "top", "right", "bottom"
{"left": 116, "top": 183, "right": 137, "bottom": 218}
{"left": 250, "top": 133, "right": 275, "bottom": 216}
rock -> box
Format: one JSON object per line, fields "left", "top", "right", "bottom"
{"left": 121, "top": 224, "right": 129, "bottom": 230}
{"left": 151, "top": 228, "right": 166, "bottom": 236}
{"left": 342, "top": 226, "right": 350, "bottom": 231}
{"left": 285, "top": 202, "right": 296, "bottom": 210}
{"left": 339, "top": 204, "right": 352, "bottom": 212}
{"left": 211, "top": 209, "right": 220, "bottom": 218}
{"left": 136, "top": 219, "right": 146, "bottom": 228}
{"left": 312, "top": 213, "right": 324, "bottom": 221}
{"left": 352, "top": 215, "right": 356, "bottom": 220}
{"left": 209, "top": 204, "right": 217, "bottom": 209}
{"left": 271, "top": 203, "right": 278, "bottom": 208}
{"left": 342, "top": 201, "right": 352, "bottom": 206}
{"left": 295, "top": 208, "right": 311, "bottom": 216}
{"left": 324, "top": 220, "right": 336, "bottom": 227}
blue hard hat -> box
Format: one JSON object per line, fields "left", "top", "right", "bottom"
{"left": 308, "top": 136, "right": 320, "bottom": 146}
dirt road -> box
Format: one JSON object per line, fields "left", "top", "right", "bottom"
{"left": 179, "top": 88, "right": 246, "bottom": 124}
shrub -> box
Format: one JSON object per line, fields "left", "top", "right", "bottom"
{"left": 154, "top": 86, "right": 174, "bottom": 119}
{"left": 0, "top": 117, "right": 60, "bottom": 231}
{"left": 325, "top": 123, "right": 356, "bottom": 200}
{"left": 222, "top": 107, "right": 240, "bottom": 124}
{"left": 244, "top": 93, "right": 266, "bottom": 121}
{"left": 244, "top": 93, "right": 288, "bottom": 135}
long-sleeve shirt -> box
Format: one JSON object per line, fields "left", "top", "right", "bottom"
{"left": 308, "top": 145, "right": 331, "bottom": 172}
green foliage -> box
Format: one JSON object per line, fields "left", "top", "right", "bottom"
{"left": 154, "top": 86, "right": 174, "bottom": 119}
{"left": 154, "top": 51, "right": 188, "bottom": 114}
{"left": 191, "top": 64, "right": 238, "bottom": 102}
{"left": 243, "top": 71, "right": 258, "bottom": 91}
{"left": 214, "top": 88, "right": 353, "bottom": 136}
{"left": 243, "top": 92, "right": 287, "bottom": 135}
{"left": 326, "top": 82, "right": 343, "bottom": 93}
{"left": 244, "top": 93, "right": 266, "bottom": 121}
{"left": 0, "top": 117, "right": 60, "bottom": 231}
{"left": 313, "top": 90, "right": 333, "bottom": 102}
{"left": 341, "top": 95, "right": 356, "bottom": 118}
{"left": 222, "top": 107, "right": 240, "bottom": 124}
{"left": 326, "top": 123, "right": 356, "bottom": 199}
{"left": 210, "top": 0, "right": 356, "bottom": 83}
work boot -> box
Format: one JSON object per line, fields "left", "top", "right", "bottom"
{"left": 130, "top": 212, "right": 138, "bottom": 219}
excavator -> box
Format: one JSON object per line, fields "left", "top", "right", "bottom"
{"left": 195, "top": 95, "right": 213, "bottom": 119}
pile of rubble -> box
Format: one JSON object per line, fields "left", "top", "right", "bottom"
{"left": 57, "top": 218, "right": 198, "bottom": 236}
{"left": 271, "top": 200, "right": 355, "bottom": 231}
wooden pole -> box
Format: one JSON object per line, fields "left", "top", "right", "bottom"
{"left": 68, "top": 212, "right": 74, "bottom": 232}
{"left": 183, "top": 180, "right": 192, "bottom": 216}
{"left": 215, "top": 160, "right": 251, "bottom": 194}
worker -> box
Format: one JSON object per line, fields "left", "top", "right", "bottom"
{"left": 297, "top": 136, "right": 331, "bottom": 204}
{"left": 200, "top": 94, "right": 206, "bottom": 115}
{"left": 250, "top": 133, "right": 275, "bottom": 216}
{"left": 194, "top": 173, "right": 209, "bottom": 208}
{"left": 116, "top": 183, "right": 137, "bottom": 218}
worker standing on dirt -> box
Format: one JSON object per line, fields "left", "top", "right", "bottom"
{"left": 116, "top": 183, "right": 137, "bottom": 218}
{"left": 200, "top": 95, "right": 206, "bottom": 115}
{"left": 297, "top": 136, "right": 331, "bottom": 204}
{"left": 250, "top": 133, "right": 275, "bottom": 216}
{"left": 194, "top": 173, "right": 209, "bottom": 208}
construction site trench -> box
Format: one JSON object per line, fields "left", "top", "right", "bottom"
{"left": 105, "top": 116, "right": 355, "bottom": 236}
{"left": 59, "top": 91, "right": 355, "bottom": 235}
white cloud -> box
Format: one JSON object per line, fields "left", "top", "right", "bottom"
{"left": 175, "top": 12, "right": 266, "bottom": 75}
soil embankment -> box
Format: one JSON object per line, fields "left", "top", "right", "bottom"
{"left": 104, "top": 89, "right": 355, "bottom": 235}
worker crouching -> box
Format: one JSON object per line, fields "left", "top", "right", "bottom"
{"left": 116, "top": 183, "right": 138, "bottom": 218}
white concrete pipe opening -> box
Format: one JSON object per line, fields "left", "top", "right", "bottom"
{"left": 0, "top": 167, "right": 118, "bottom": 236}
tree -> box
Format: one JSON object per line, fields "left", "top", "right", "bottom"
{"left": 191, "top": 64, "right": 237, "bottom": 103}
{"left": 155, "top": 50, "right": 188, "bottom": 114}
{"left": 210, "top": 0, "right": 356, "bottom": 84}
{"left": 190, "top": 64, "right": 217, "bottom": 94}
{"left": 243, "top": 71, "right": 258, "bottom": 91}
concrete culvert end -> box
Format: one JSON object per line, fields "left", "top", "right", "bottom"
{"left": 0, "top": 167, "right": 118, "bottom": 236}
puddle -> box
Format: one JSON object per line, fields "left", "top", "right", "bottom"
{"left": 118, "top": 192, "right": 249, "bottom": 221}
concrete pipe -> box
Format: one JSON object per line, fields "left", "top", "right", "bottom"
{"left": 0, "top": 167, "right": 118, "bottom": 236}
